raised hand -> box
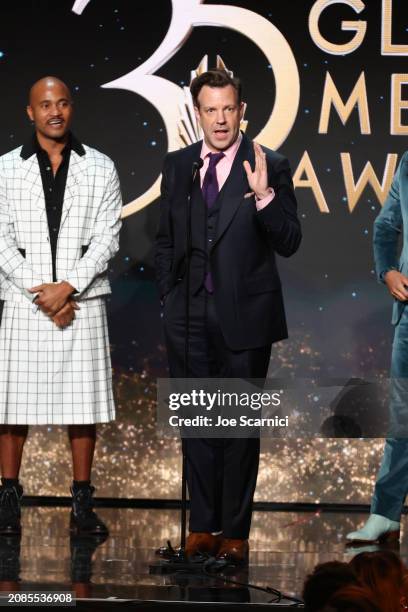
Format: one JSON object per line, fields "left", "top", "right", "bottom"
{"left": 243, "top": 142, "right": 270, "bottom": 200}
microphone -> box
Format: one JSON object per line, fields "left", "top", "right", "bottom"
{"left": 192, "top": 158, "right": 204, "bottom": 181}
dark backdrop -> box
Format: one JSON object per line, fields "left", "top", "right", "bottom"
{"left": 0, "top": 0, "right": 406, "bottom": 501}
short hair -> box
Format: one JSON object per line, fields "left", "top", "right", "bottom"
{"left": 302, "top": 562, "right": 358, "bottom": 611}
{"left": 190, "top": 69, "right": 242, "bottom": 107}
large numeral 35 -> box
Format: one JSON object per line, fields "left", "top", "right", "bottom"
{"left": 72, "top": 0, "right": 299, "bottom": 217}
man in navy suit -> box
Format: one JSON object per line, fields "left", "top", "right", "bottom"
{"left": 155, "top": 70, "right": 301, "bottom": 563}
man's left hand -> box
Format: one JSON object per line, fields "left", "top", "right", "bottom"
{"left": 29, "top": 281, "right": 76, "bottom": 316}
{"left": 243, "top": 142, "right": 270, "bottom": 200}
{"left": 52, "top": 299, "right": 80, "bottom": 329}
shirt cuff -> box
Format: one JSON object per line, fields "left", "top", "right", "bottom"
{"left": 255, "top": 188, "right": 275, "bottom": 211}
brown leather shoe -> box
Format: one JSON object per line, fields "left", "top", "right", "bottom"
{"left": 216, "top": 538, "right": 249, "bottom": 566}
{"left": 185, "top": 532, "right": 222, "bottom": 558}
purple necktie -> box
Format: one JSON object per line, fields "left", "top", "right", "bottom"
{"left": 202, "top": 152, "right": 224, "bottom": 292}
{"left": 202, "top": 152, "right": 225, "bottom": 208}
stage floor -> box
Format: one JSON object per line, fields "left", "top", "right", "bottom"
{"left": 0, "top": 506, "right": 406, "bottom": 607}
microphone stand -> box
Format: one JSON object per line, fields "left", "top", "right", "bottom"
{"left": 180, "top": 159, "right": 203, "bottom": 553}
{"left": 151, "top": 159, "right": 203, "bottom": 574}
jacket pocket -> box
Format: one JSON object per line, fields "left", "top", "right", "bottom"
{"left": 392, "top": 300, "right": 406, "bottom": 326}
{"left": 245, "top": 274, "right": 281, "bottom": 295}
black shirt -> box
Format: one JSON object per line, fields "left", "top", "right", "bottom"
{"left": 20, "top": 133, "right": 85, "bottom": 281}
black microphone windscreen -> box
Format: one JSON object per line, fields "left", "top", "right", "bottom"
{"left": 193, "top": 158, "right": 204, "bottom": 171}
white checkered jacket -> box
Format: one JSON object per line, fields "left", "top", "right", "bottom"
{"left": 0, "top": 143, "right": 122, "bottom": 303}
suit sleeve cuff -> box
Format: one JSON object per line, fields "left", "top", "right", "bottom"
{"left": 379, "top": 266, "right": 398, "bottom": 283}
{"left": 255, "top": 188, "right": 275, "bottom": 211}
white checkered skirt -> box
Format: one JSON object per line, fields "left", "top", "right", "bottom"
{"left": 0, "top": 297, "right": 115, "bottom": 424}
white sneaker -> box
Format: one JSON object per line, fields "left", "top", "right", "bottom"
{"left": 346, "top": 514, "right": 400, "bottom": 543}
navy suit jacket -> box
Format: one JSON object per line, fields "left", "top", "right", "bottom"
{"left": 155, "top": 133, "right": 301, "bottom": 350}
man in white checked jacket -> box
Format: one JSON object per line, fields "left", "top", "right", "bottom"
{"left": 0, "top": 77, "right": 122, "bottom": 535}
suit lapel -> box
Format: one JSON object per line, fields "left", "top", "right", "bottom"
{"left": 21, "top": 155, "right": 46, "bottom": 218}
{"left": 213, "top": 134, "right": 251, "bottom": 247}
{"left": 60, "top": 149, "right": 87, "bottom": 228}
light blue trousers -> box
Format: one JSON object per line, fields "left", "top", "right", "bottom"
{"left": 371, "top": 307, "right": 408, "bottom": 520}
